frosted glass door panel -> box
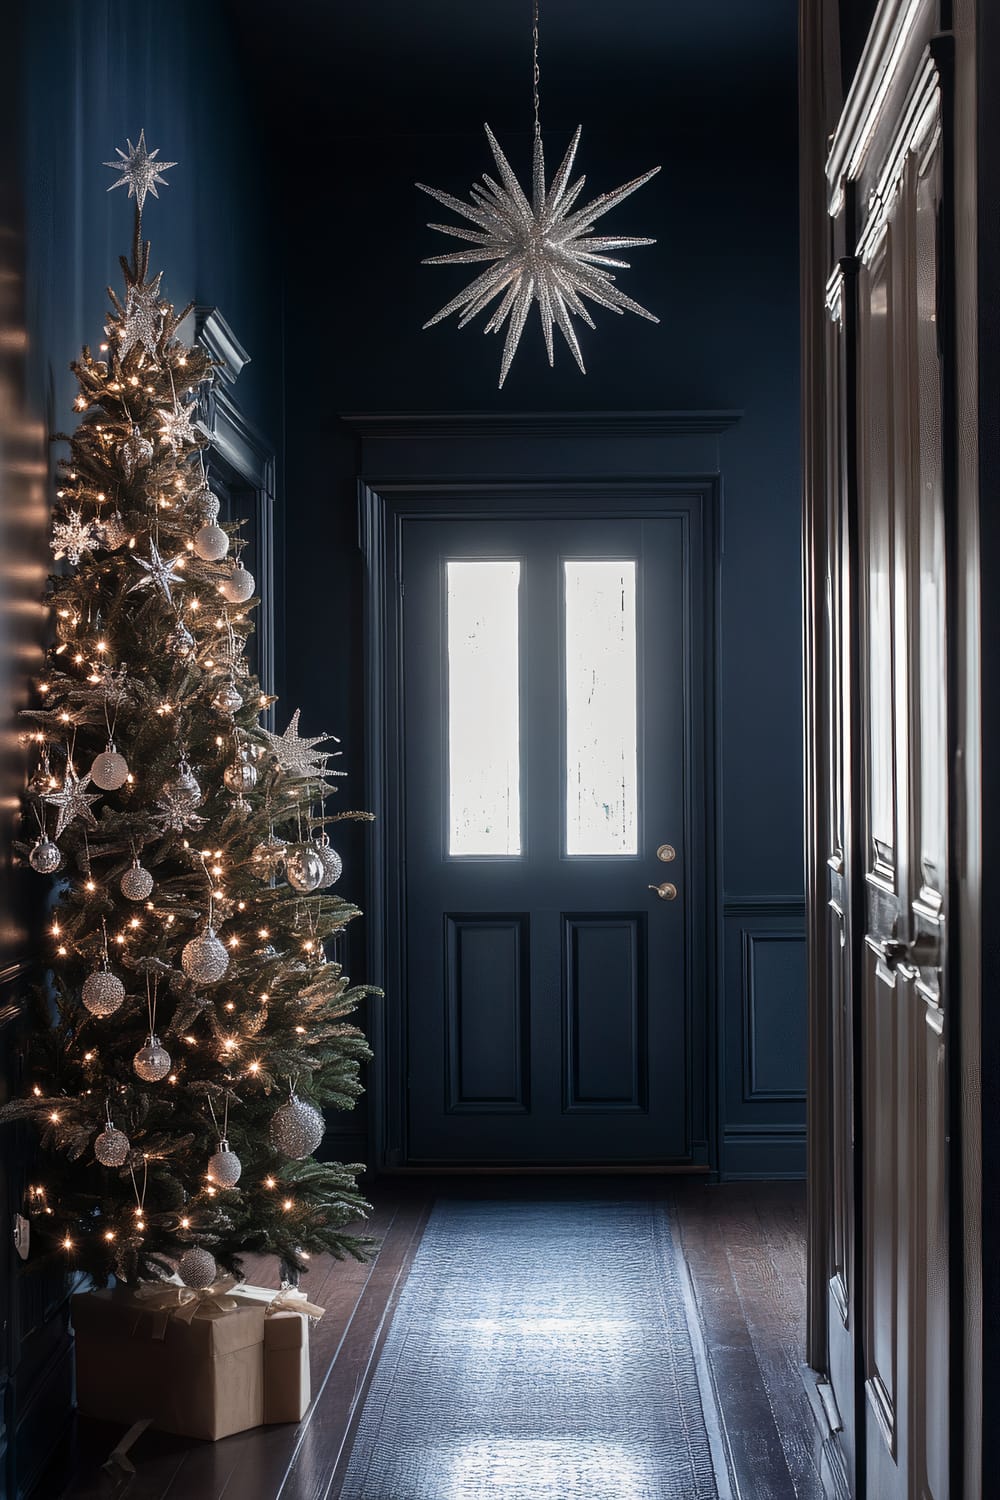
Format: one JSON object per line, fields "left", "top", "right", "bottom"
{"left": 447, "top": 560, "right": 521, "bottom": 856}
{"left": 564, "top": 560, "right": 638, "bottom": 856}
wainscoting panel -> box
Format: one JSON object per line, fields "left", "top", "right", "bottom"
{"left": 722, "top": 899, "right": 807, "bottom": 1178}
{"left": 445, "top": 915, "right": 530, "bottom": 1113}
{"left": 562, "top": 915, "right": 647, "bottom": 1113}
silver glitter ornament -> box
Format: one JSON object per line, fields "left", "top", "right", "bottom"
{"left": 100, "top": 511, "right": 128, "bottom": 551}
{"left": 156, "top": 399, "right": 201, "bottom": 453}
{"left": 269, "top": 1095, "right": 325, "bottom": 1159}
{"left": 91, "top": 743, "right": 129, "bottom": 791}
{"left": 44, "top": 765, "right": 100, "bottom": 838}
{"left": 95, "top": 1123, "right": 130, "bottom": 1167}
{"left": 120, "top": 859, "right": 154, "bottom": 901}
{"left": 193, "top": 524, "right": 229, "bottom": 562}
{"left": 285, "top": 844, "right": 324, "bottom": 893}
{"left": 82, "top": 964, "right": 125, "bottom": 1017}
{"left": 212, "top": 679, "right": 243, "bottom": 714}
{"left": 259, "top": 710, "right": 337, "bottom": 780}
{"left": 418, "top": 123, "right": 659, "bottom": 387}
{"left": 194, "top": 486, "right": 221, "bottom": 526}
{"left": 29, "top": 837, "right": 63, "bottom": 875}
{"left": 177, "top": 1246, "right": 217, "bottom": 1289}
{"left": 133, "top": 1033, "right": 171, "bottom": 1082}
{"left": 167, "top": 620, "right": 196, "bottom": 658}
{"left": 157, "top": 760, "right": 204, "bottom": 832}
{"left": 223, "top": 757, "right": 257, "bottom": 794}
{"left": 51, "top": 512, "right": 100, "bottom": 566}
{"left": 220, "top": 563, "right": 255, "bottom": 603}
{"left": 116, "top": 275, "right": 163, "bottom": 360}
{"left": 181, "top": 927, "right": 229, "bottom": 985}
{"left": 251, "top": 835, "right": 286, "bottom": 879}
{"left": 207, "top": 1138, "right": 242, "bottom": 1187}
{"left": 315, "top": 835, "right": 343, "bottom": 889}
{"left": 128, "top": 540, "right": 186, "bottom": 604}
{"left": 120, "top": 425, "right": 154, "bottom": 480}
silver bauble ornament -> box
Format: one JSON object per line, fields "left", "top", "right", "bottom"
{"left": 193, "top": 524, "right": 229, "bottom": 562}
{"left": 207, "top": 1138, "right": 242, "bottom": 1187}
{"left": 82, "top": 963, "right": 125, "bottom": 1017}
{"left": 223, "top": 758, "right": 257, "bottom": 794}
{"left": 251, "top": 835, "right": 286, "bottom": 878}
{"left": 284, "top": 844, "right": 324, "bottom": 893}
{"left": 181, "top": 927, "right": 229, "bottom": 984}
{"left": 194, "top": 486, "right": 221, "bottom": 526}
{"left": 120, "top": 859, "right": 154, "bottom": 901}
{"left": 269, "top": 1094, "right": 325, "bottom": 1159}
{"left": 315, "top": 836, "right": 343, "bottom": 889}
{"left": 212, "top": 680, "right": 243, "bottom": 714}
{"left": 220, "top": 563, "right": 255, "bottom": 603}
{"left": 99, "top": 510, "right": 128, "bottom": 551}
{"left": 29, "top": 837, "right": 63, "bottom": 874}
{"left": 177, "top": 1246, "right": 217, "bottom": 1289}
{"left": 91, "top": 743, "right": 129, "bottom": 791}
{"left": 133, "top": 1034, "right": 171, "bottom": 1082}
{"left": 167, "top": 621, "right": 196, "bottom": 658}
{"left": 120, "top": 425, "right": 154, "bottom": 479}
{"left": 95, "top": 1123, "right": 130, "bottom": 1167}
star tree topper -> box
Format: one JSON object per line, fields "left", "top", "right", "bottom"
{"left": 104, "top": 130, "right": 177, "bottom": 212}
{"left": 418, "top": 125, "right": 660, "bottom": 387}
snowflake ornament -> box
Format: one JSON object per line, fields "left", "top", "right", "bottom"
{"left": 104, "top": 131, "right": 177, "bottom": 212}
{"left": 51, "top": 512, "right": 100, "bottom": 566}
{"left": 418, "top": 125, "right": 660, "bottom": 387}
{"left": 156, "top": 399, "right": 202, "bottom": 453}
{"left": 128, "top": 540, "right": 187, "bottom": 605}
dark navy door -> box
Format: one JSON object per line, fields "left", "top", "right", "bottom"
{"left": 401, "top": 514, "right": 706, "bottom": 1165}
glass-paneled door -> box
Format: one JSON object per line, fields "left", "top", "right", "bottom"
{"left": 401, "top": 515, "right": 706, "bottom": 1165}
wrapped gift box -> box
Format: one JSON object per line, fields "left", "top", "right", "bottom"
{"left": 234, "top": 1284, "right": 321, "bottom": 1425}
{"left": 72, "top": 1285, "right": 267, "bottom": 1442}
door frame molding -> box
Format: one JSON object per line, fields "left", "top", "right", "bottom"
{"left": 357, "top": 468, "right": 723, "bottom": 1174}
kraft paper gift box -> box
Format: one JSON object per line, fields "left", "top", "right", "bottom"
{"left": 72, "top": 1284, "right": 267, "bottom": 1441}
{"left": 231, "top": 1284, "right": 324, "bottom": 1425}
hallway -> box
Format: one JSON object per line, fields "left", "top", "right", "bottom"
{"left": 60, "top": 1181, "right": 820, "bottom": 1500}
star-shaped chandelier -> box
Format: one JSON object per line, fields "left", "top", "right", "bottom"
{"left": 417, "top": 0, "right": 660, "bottom": 387}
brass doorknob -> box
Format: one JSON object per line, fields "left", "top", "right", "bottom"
{"left": 648, "top": 882, "right": 678, "bottom": 901}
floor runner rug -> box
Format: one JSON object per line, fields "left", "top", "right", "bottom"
{"left": 338, "top": 1197, "right": 728, "bottom": 1500}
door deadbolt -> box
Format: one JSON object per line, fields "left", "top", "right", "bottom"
{"left": 656, "top": 844, "right": 676, "bottom": 863}
{"left": 648, "top": 882, "right": 678, "bottom": 901}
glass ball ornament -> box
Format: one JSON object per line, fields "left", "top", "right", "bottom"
{"left": 133, "top": 1033, "right": 171, "bottom": 1082}
{"left": 269, "top": 1094, "right": 325, "bottom": 1159}
{"left": 95, "top": 1123, "right": 130, "bottom": 1167}
{"left": 29, "top": 837, "right": 63, "bottom": 875}
{"left": 212, "top": 679, "right": 243, "bottom": 714}
{"left": 177, "top": 1246, "right": 218, "bottom": 1290}
{"left": 223, "top": 757, "right": 257, "bottom": 794}
{"left": 207, "top": 1138, "right": 242, "bottom": 1187}
{"left": 82, "top": 963, "right": 125, "bottom": 1017}
{"left": 285, "top": 844, "right": 324, "bottom": 894}
{"left": 167, "top": 621, "right": 196, "bottom": 659}
{"left": 91, "top": 742, "right": 129, "bottom": 791}
{"left": 315, "top": 836, "right": 343, "bottom": 889}
{"left": 251, "top": 835, "right": 286, "bottom": 878}
{"left": 181, "top": 927, "right": 229, "bottom": 985}
{"left": 120, "top": 859, "right": 154, "bottom": 901}
{"left": 220, "top": 563, "right": 255, "bottom": 604}
{"left": 193, "top": 524, "right": 229, "bottom": 562}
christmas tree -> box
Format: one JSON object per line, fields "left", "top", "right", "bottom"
{"left": 3, "top": 135, "right": 374, "bottom": 1289}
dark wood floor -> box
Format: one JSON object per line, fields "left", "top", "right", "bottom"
{"left": 55, "top": 1178, "right": 824, "bottom": 1500}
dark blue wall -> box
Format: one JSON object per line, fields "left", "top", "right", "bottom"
{"left": 272, "top": 39, "right": 805, "bottom": 1175}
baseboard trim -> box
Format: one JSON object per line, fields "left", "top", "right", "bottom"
{"left": 720, "top": 1130, "right": 807, "bottom": 1179}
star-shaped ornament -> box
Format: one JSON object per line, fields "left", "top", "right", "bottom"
{"left": 418, "top": 125, "right": 659, "bottom": 387}
{"left": 258, "top": 709, "right": 342, "bottom": 779}
{"left": 118, "top": 274, "right": 164, "bottom": 359}
{"left": 104, "top": 131, "right": 177, "bottom": 212}
{"left": 129, "top": 540, "right": 187, "bottom": 604}
{"left": 44, "top": 764, "right": 100, "bottom": 839}
{"left": 156, "top": 399, "right": 202, "bottom": 453}
{"left": 51, "top": 512, "right": 100, "bottom": 566}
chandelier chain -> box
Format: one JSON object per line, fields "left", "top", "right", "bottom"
{"left": 532, "top": 0, "right": 541, "bottom": 142}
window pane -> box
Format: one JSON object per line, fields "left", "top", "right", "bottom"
{"left": 447, "top": 561, "right": 521, "bottom": 856}
{"left": 565, "top": 560, "right": 638, "bottom": 856}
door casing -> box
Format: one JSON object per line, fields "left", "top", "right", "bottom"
{"left": 359, "top": 477, "right": 722, "bottom": 1174}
